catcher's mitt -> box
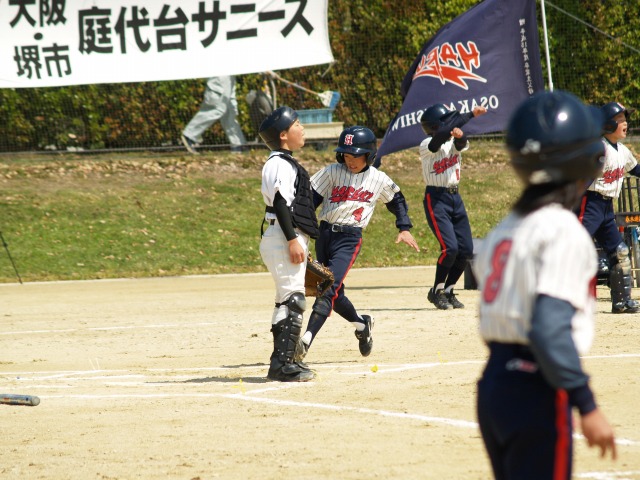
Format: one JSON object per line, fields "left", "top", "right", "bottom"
{"left": 305, "top": 255, "right": 334, "bottom": 297}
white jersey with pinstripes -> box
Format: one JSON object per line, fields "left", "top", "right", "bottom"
{"left": 311, "top": 163, "right": 399, "bottom": 228}
{"left": 419, "top": 136, "right": 468, "bottom": 188}
{"left": 473, "top": 203, "right": 597, "bottom": 355}
{"left": 586, "top": 139, "right": 637, "bottom": 198}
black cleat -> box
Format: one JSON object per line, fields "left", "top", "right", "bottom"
{"left": 267, "top": 362, "right": 315, "bottom": 382}
{"left": 612, "top": 299, "right": 640, "bottom": 314}
{"left": 445, "top": 290, "right": 465, "bottom": 309}
{"left": 355, "top": 315, "right": 374, "bottom": 357}
{"left": 428, "top": 288, "right": 453, "bottom": 310}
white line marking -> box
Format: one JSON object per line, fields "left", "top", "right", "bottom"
{"left": 342, "top": 360, "right": 485, "bottom": 375}
{"left": 0, "top": 321, "right": 227, "bottom": 336}
{"left": 35, "top": 391, "right": 639, "bottom": 448}
{"left": 576, "top": 471, "right": 640, "bottom": 479}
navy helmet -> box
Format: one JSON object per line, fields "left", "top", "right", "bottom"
{"left": 258, "top": 106, "right": 298, "bottom": 150}
{"left": 601, "top": 101, "right": 634, "bottom": 134}
{"left": 420, "top": 103, "right": 457, "bottom": 134}
{"left": 506, "top": 90, "right": 605, "bottom": 186}
{"left": 335, "top": 126, "right": 377, "bottom": 166}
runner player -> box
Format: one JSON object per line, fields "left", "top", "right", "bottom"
{"left": 298, "top": 126, "right": 420, "bottom": 358}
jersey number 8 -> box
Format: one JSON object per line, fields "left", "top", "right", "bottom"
{"left": 482, "top": 240, "right": 512, "bottom": 303}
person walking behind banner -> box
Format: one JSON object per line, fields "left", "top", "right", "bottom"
{"left": 474, "top": 90, "right": 616, "bottom": 480}
{"left": 576, "top": 101, "right": 640, "bottom": 313}
{"left": 258, "top": 106, "right": 319, "bottom": 382}
{"left": 298, "top": 126, "right": 420, "bottom": 359}
{"left": 181, "top": 75, "right": 247, "bottom": 154}
{"left": 419, "top": 103, "right": 487, "bottom": 310}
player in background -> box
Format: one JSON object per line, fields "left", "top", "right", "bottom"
{"left": 474, "top": 90, "right": 616, "bottom": 479}
{"left": 419, "top": 103, "right": 487, "bottom": 310}
{"left": 576, "top": 101, "right": 640, "bottom": 313}
{"left": 258, "top": 106, "right": 319, "bottom": 382}
{"left": 298, "top": 126, "right": 420, "bottom": 358}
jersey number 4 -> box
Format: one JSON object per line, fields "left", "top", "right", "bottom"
{"left": 352, "top": 207, "right": 364, "bottom": 222}
{"left": 482, "top": 239, "right": 512, "bottom": 304}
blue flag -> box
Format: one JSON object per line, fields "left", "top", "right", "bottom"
{"left": 376, "top": 0, "right": 544, "bottom": 165}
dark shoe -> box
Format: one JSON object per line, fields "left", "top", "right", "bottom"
{"left": 267, "top": 361, "right": 315, "bottom": 382}
{"left": 428, "top": 288, "right": 453, "bottom": 310}
{"left": 445, "top": 290, "right": 464, "bottom": 309}
{"left": 354, "top": 315, "right": 374, "bottom": 357}
{"left": 181, "top": 135, "right": 199, "bottom": 154}
{"left": 612, "top": 299, "right": 640, "bottom": 314}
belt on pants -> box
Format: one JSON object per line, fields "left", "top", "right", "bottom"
{"left": 320, "top": 221, "right": 362, "bottom": 236}
{"left": 486, "top": 342, "right": 538, "bottom": 373}
{"left": 587, "top": 190, "right": 614, "bottom": 201}
{"left": 427, "top": 185, "right": 459, "bottom": 194}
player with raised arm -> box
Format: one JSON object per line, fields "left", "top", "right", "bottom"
{"left": 419, "top": 103, "right": 487, "bottom": 310}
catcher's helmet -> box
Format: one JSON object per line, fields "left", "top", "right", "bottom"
{"left": 506, "top": 90, "right": 605, "bottom": 186}
{"left": 259, "top": 106, "right": 298, "bottom": 150}
{"left": 601, "top": 101, "right": 634, "bottom": 134}
{"left": 420, "top": 103, "right": 456, "bottom": 134}
{"left": 335, "top": 126, "right": 377, "bottom": 166}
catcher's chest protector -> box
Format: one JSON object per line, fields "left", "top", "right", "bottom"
{"left": 278, "top": 153, "right": 320, "bottom": 239}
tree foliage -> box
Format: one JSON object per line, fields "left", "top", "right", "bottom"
{"left": 1, "top": 0, "right": 639, "bottom": 152}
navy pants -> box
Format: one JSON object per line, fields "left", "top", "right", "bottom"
{"left": 477, "top": 343, "right": 573, "bottom": 480}
{"left": 314, "top": 221, "right": 363, "bottom": 322}
{"left": 577, "top": 191, "right": 622, "bottom": 255}
{"left": 423, "top": 187, "right": 473, "bottom": 270}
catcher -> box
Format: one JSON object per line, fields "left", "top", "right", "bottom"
{"left": 298, "top": 126, "right": 420, "bottom": 359}
{"left": 258, "top": 106, "right": 319, "bottom": 382}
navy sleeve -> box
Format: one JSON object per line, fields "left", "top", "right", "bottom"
{"left": 427, "top": 112, "right": 475, "bottom": 152}
{"left": 453, "top": 135, "right": 468, "bottom": 151}
{"left": 273, "top": 191, "right": 298, "bottom": 241}
{"left": 528, "top": 294, "right": 596, "bottom": 415}
{"left": 384, "top": 191, "right": 413, "bottom": 231}
{"left": 629, "top": 164, "right": 640, "bottom": 177}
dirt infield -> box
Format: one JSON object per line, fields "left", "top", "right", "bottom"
{"left": 1, "top": 266, "right": 639, "bottom": 480}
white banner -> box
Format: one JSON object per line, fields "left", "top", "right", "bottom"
{"left": 0, "top": 0, "right": 333, "bottom": 89}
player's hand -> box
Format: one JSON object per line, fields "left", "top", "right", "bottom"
{"left": 451, "top": 127, "right": 464, "bottom": 138}
{"left": 580, "top": 409, "right": 617, "bottom": 460}
{"left": 472, "top": 105, "right": 488, "bottom": 117}
{"left": 396, "top": 231, "right": 420, "bottom": 252}
{"left": 288, "top": 238, "right": 306, "bottom": 264}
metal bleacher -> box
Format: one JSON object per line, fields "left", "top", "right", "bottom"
{"left": 615, "top": 176, "right": 640, "bottom": 286}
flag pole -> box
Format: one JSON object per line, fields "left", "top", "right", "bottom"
{"left": 540, "top": 0, "right": 554, "bottom": 91}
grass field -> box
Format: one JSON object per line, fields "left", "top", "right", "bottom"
{"left": 2, "top": 136, "right": 638, "bottom": 284}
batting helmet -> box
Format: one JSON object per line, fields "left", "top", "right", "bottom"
{"left": 420, "top": 103, "right": 456, "bottom": 134}
{"left": 335, "top": 126, "right": 378, "bottom": 166}
{"left": 601, "top": 101, "right": 634, "bottom": 134}
{"left": 259, "top": 106, "right": 298, "bottom": 150}
{"left": 506, "top": 90, "right": 605, "bottom": 186}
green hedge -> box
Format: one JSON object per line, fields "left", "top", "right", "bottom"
{"left": 1, "top": 0, "right": 638, "bottom": 152}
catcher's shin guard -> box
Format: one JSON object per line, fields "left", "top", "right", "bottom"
{"left": 267, "top": 293, "right": 315, "bottom": 382}
{"left": 609, "top": 243, "right": 639, "bottom": 313}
